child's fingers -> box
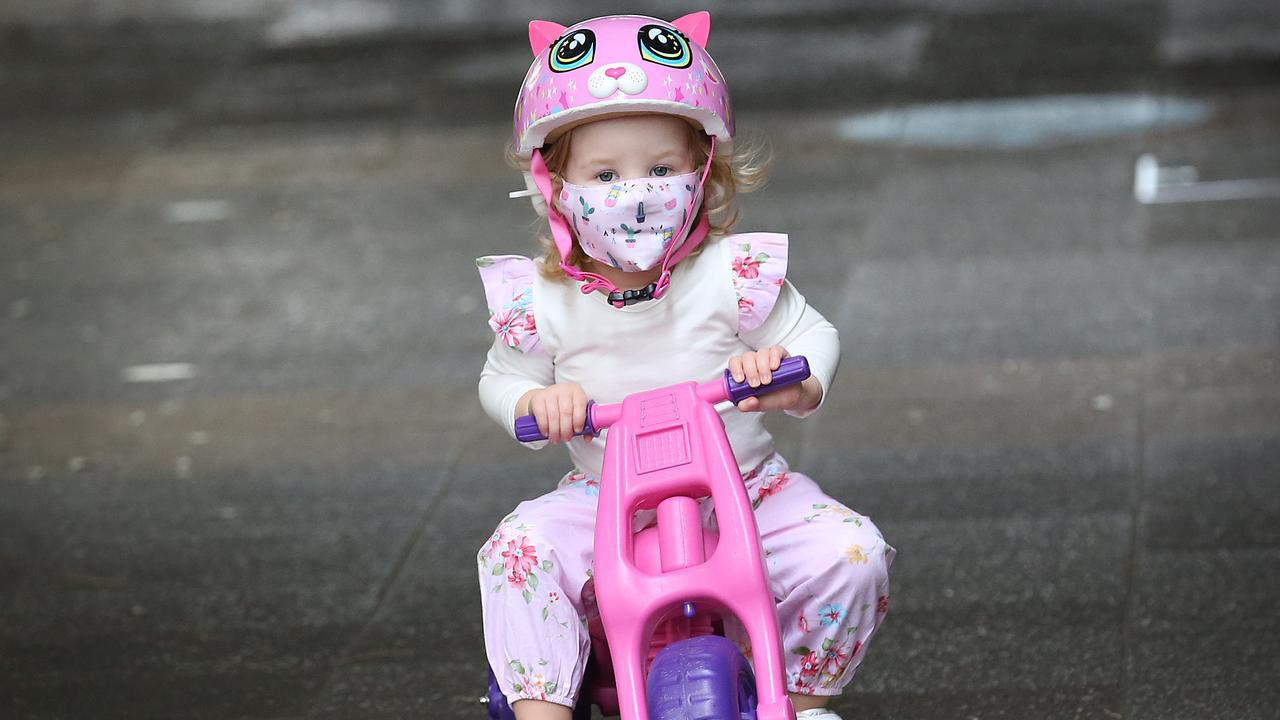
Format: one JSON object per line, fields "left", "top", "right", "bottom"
{"left": 730, "top": 348, "right": 797, "bottom": 412}
{"left": 557, "top": 391, "right": 576, "bottom": 441}
{"left": 757, "top": 351, "right": 774, "bottom": 385}
{"left": 541, "top": 394, "right": 558, "bottom": 441}
{"left": 759, "top": 346, "right": 788, "bottom": 384}
{"left": 729, "top": 355, "right": 745, "bottom": 383}
{"left": 555, "top": 392, "right": 572, "bottom": 442}
{"left": 525, "top": 385, "right": 590, "bottom": 442}
{"left": 742, "top": 352, "right": 763, "bottom": 387}
{"left": 769, "top": 345, "right": 788, "bottom": 370}
{"left": 572, "top": 386, "right": 587, "bottom": 434}
{"left": 531, "top": 394, "right": 550, "bottom": 437}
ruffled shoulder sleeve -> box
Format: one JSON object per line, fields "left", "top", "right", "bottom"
{"left": 726, "top": 233, "right": 789, "bottom": 334}
{"left": 476, "top": 255, "right": 544, "bottom": 356}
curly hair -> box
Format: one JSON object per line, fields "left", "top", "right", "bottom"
{"left": 506, "top": 118, "right": 770, "bottom": 281}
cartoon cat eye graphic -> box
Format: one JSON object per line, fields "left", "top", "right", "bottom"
{"left": 637, "top": 24, "right": 691, "bottom": 68}
{"left": 550, "top": 29, "right": 596, "bottom": 72}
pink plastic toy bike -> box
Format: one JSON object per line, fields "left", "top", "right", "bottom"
{"left": 485, "top": 357, "right": 811, "bottom": 720}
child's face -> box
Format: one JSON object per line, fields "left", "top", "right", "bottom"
{"left": 562, "top": 115, "right": 696, "bottom": 187}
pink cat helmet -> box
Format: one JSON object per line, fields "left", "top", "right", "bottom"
{"left": 511, "top": 12, "right": 734, "bottom": 307}
{"left": 513, "top": 12, "right": 734, "bottom": 161}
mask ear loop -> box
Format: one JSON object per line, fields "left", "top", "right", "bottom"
{"left": 528, "top": 149, "right": 623, "bottom": 299}
{"left": 651, "top": 135, "right": 716, "bottom": 300}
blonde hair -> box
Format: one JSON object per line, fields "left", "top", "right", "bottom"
{"left": 506, "top": 119, "right": 770, "bottom": 281}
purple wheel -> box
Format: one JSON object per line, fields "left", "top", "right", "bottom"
{"left": 646, "top": 635, "right": 758, "bottom": 720}
{"left": 486, "top": 668, "right": 516, "bottom": 720}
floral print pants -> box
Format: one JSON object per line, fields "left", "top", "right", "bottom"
{"left": 477, "top": 453, "right": 895, "bottom": 709}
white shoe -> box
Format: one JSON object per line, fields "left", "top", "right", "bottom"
{"left": 796, "top": 709, "right": 843, "bottom": 720}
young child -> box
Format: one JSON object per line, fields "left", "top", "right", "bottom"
{"left": 476, "top": 12, "right": 893, "bottom": 720}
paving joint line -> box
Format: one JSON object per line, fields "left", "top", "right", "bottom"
{"left": 1119, "top": 122, "right": 1158, "bottom": 715}
{"left": 303, "top": 403, "right": 483, "bottom": 718}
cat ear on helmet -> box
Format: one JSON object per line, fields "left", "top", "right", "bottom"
{"left": 671, "top": 11, "right": 711, "bottom": 47}
{"left": 528, "top": 20, "right": 567, "bottom": 55}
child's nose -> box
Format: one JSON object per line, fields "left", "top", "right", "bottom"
{"left": 604, "top": 66, "right": 626, "bottom": 79}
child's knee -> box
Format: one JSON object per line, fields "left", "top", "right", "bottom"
{"left": 476, "top": 497, "right": 585, "bottom": 582}
{"left": 476, "top": 503, "right": 540, "bottom": 570}
{"left": 821, "top": 522, "right": 893, "bottom": 594}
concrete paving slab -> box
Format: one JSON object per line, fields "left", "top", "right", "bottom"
{"left": 1129, "top": 546, "right": 1280, "bottom": 720}
{"left": 813, "top": 355, "right": 1142, "bottom": 447}
{"left": 1141, "top": 340, "right": 1280, "bottom": 551}
{"left": 308, "top": 579, "right": 488, "bottom": 719}
{"left": 1145, "top": 241, "right": 1280, "bottom": 350}
{"left": 834, "top": 251, "right": 1150, "bottom": 364}
{"left": 1142, "top": 436, "right": 1280, "bottom": 551}
{"left": 0, "top": 20, "right": 250, "bottom": 119}
{"left": 836, "top": 684, "right": 1126, "bottom": 720}
{"left": 844, "top": 145, "right": 1149, "bottom": 260}
{"left": 1129, "top": 630, "right": 1280, "bottom": 720}
{"left": 2, "top": 139, "right": 515, "bottom": 404}
{"left": 886, "top": 514, "right": 1131, "bottom": 614}
{"left": 1134, "top": 546, "right": 1280, "bottom": 635}
{"left": 805, "top": 441, "right": 1136, "bottom": 523}
{"left": 307, "top": 451, "right": 564, "bottom": 717}
{"left": 856, "top": 600, "right": 1126, "bottom": 694}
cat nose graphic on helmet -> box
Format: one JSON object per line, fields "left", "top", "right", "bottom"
{"left": 604, "top": 66, "right": 626, "bottom": 79}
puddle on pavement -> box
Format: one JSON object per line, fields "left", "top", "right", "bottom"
{"left": 837, "top": 94, "right": 1213, "bottom": 149}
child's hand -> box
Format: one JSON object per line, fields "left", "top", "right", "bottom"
{"left": 518, "top": 382, "right": 589, "bottom": 443}
{"left": 729, "top": 346, "right": 821, "bottom": 413}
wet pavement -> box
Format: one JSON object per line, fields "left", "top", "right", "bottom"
{"left": 2, "top": 2, "right": 1279, "bottom": 719}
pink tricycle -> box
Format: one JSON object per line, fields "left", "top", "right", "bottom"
{"left": 485, "top": 357, "right": 812, "bottom": 720}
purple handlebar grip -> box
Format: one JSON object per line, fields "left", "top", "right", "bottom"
{"left": 515, "top": 401, "right": 597, "bottom": 443}
{"left": 514, "top": 415, "right": 545, "bottom": 443}
{"left": 725, "top": 356, "right": 811, "bottom": 405}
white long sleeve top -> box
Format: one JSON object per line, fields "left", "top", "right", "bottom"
{"left": 476, "top": 232, "right": 839, "bottom": 476}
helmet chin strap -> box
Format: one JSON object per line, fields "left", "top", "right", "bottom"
{"left": 652, "top": 136, "right": 715, "bottom": 300}
{"left": 528, "top": 149, "right": 617, "bottom": 297}
{"left": 528, "top": 136, "right": 716, "bottom": 308}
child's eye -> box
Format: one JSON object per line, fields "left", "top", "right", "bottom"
{"left": 650, "top": 166, "right": 672, "bottom": 177}
{"left": 595, "top": 171, "right": 616, "bottom": 183}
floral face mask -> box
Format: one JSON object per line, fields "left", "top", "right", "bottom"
{"left": 557, "top": 172, "right": 701, "bottom": 272}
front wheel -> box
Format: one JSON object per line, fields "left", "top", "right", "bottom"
{"left": 646, "top": 635, "right": 758, "bottom": 720}
{"left": 486, "top": 668, "right": 515, "bottom": 720}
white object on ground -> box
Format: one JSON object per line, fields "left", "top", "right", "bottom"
{"left": 1135, "top": 153, "right": 1280, "bottom": 204}
{"left": 122, "top": 363, "right": 197, "bottom": 383}
{"left": 165, "top": 200, "right": 232, "bottom": 223}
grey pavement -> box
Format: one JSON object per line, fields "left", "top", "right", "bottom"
{"left": 1, "top": 1, "right": 1279, "bottom": 719}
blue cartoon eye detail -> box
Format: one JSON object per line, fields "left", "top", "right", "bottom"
{"left": 550, "top": 30, "right": 596, "bottom": 73}
{"left": 637, "top": 24, "right": 691, "bottom": 69}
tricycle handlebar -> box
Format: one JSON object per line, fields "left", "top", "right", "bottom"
{"left": 513, "top": 356, "right": 811, "bottom": 443}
